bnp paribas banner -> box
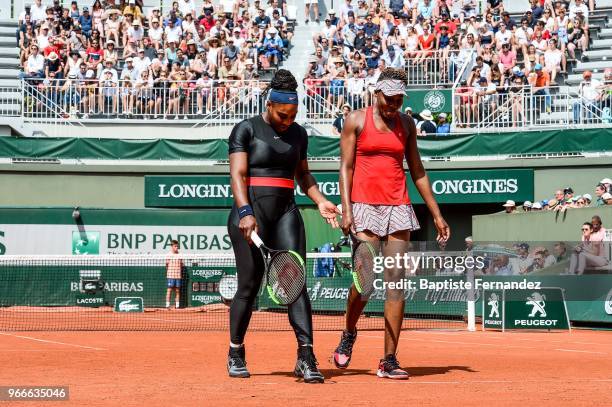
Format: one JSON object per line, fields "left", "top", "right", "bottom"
{"left": 144, "top": 169, "right": 534, "bottom": 208}
{"left": 0, "top": 208, "right": 231, "bottom": 255}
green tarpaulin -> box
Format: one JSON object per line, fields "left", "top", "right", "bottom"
{"left": 0, "top": 128, "right": 610, "bottom": 160}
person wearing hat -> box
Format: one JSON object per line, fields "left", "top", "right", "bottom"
{"left": 522, "top": 201, "right": 533, "bottom": 212}
{"left": 403, "top": 106, "right": 418, "bottom": 124}
{"left": 573, "top": 70, "right": 602, "bottom": 123}
{"left": 147, "top": 17, "right": 163, "bottom": 49}
{"left": 45, "top": 52, "right": 64, "bottom": 83}
{"left": 263, "top": 27, "right": 283, "bottom": 66}
{"left": 436, "top": 112, "right": 450, "bottom": 135}
{"left": 416, "top": 109, "right": 437, "bottom": 136}
{"left": 123, "top": 0, "right": 143, "bottom": 22}
{"left": 600, "top": 178, "right": 612, "bottom": 193}
{"left": 326, "top": 9, "right": 339, "bottom": 26}
{"left": 502, "top": 200, "right": 516, "bottom": 213}
{"left": 531, "top": 201, "right": 543, "bottom": 211}
{"left": 332, "top": 103, "right": 351, "bottom": 136}
{"left": 78, "top": 6, "right": 93, "bottom": 37}
{"left": 334, "top": 67, "right": 449, "bottom": 379}
{"left": 602, "top": 192, "right": 612, "bottom": 206}
{"left": 223, "top": 35, "right": 239, "bottom": 63}
{"left": 530, "top": 62, "right": 551, "bottom": 113}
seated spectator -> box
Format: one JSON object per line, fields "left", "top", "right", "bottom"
{"left": 436, "top": 113, "right": 451, "bottom": 135}
{"left": 568, "top": 222, "right": 609, "bottom": 274}
{"left": 20, "top": 44, "right": 45, "bottom": 79}
{"left": 417, "top": 109, "right": 437, "bottom": 135}
{"left": 333, "top": 104, "right": 351, "bottom": 136}
{"left": 502, "top": 200, "right": 516, "bottom": 213}
{"left": 601, "top": 193, "right": 612, "bottom": 206}
{"left": 574, "top": 70, "right": 603, "bottom": 123}
{"left": 529, "top": 64, "right": 551, "bottom": 113}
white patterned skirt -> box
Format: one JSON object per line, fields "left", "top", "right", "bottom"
{"left": 352, "top": 202, "right": 420, "bottom": 237}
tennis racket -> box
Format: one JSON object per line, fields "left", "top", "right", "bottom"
{"left": 219, "top": 273, "right": 238, "bottom": 306}
{"left": 337, "top": 204, "right": 380, "bottom": 296}
{"left": 251, "top": 231, "right": 306, "bottom": 306}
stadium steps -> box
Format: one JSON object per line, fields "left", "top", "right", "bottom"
{"left": 573, "top": 60, "right": 611, "bottom": 73}
{"left": 589, "top": 37, "right": 612, "bottom": 48}
{"left": 0, "top": 19, "right": 18, "bottom": 82}
{"left": 582, "top": 49, "right": 612, "bottom": 59}
{"left": 598, "top": 27, "right": 612, "bottom": 38}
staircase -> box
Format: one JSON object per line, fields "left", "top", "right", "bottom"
{"left": 0, "top": 19, "right": 20, "bottom": 117}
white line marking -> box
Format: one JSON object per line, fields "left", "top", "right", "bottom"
{"left": 0, "top": 332, "right": 105, "bottom": 350}
{"left": 554, "top": 348, "right": 607, "bottom": 355}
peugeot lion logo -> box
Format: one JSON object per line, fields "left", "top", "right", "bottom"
{"left": 488, "top": 293, "right": 500, "bottom": 318}
{"left": 526, "top": 292, "right": 547, "bottom": 318}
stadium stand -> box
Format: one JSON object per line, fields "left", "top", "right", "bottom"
{"left": 2, "top": 0, "right": 612, "bottom": 135}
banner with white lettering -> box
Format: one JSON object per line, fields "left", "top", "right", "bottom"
{"left": 144, "top": 169, "right": 533, "bottom": 207}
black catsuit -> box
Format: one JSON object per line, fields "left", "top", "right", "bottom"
{"left": 227, "top": 115, "right": 313, "bottom": 346}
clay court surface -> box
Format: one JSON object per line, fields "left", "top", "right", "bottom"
{"left": 0, "top": 327, "right": 611, "bottom": 407}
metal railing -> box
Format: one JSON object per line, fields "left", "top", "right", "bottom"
{"left": 452, "top": 85, "right": 612, "bottom": 131}
{"left": 403, "top": 49, "right": 473, "bottom": 87}
{"left": 0, "top": 86, "right": 22, "bottom": 117}
{"left": 20, "top": 78, "right": 268, "bottom": 124}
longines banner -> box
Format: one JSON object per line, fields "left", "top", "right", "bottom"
{"left": 144, "top": 169, "right": 534, "bottom": 207}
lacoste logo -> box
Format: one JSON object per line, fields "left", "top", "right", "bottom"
{"left": 118, "top": 300, "right": 140, "bottom": 311}
{"left": 526, "top": 292, "right": 546, "bottom": 318}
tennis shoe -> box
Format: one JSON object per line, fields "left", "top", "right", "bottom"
{"left": 294, "top": 346, "right": 324, "bottom": 383}
{"left": 333, "top": 330, "right": 357, "bottom": 368}
{"left": 227, "top": 346, "right": 250, "bottom": 378}
{"left": 377, "top": 354, "right": 409, "bottom": 380}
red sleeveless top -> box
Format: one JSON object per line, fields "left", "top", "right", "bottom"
{"left": 351, "top": 106, "right": 410, "bottom": 205}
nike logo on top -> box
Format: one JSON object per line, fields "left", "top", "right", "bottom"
{"left": 240, "top": 210, "right": 247, "bottom": 214}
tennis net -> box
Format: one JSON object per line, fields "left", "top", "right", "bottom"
{"left": 0, "top": 253, "right": 475, "bottom": 331}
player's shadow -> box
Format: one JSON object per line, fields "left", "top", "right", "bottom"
{"left": 405, "top": 365, "right": 478, "bottom": 377}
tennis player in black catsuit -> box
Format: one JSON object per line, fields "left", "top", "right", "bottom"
{"left": 227, "top": 70, "right": 339, "bottom": 383}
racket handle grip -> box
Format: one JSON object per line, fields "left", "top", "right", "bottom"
{"left": 250, "top": 231, "right": 264, "bottom": 248}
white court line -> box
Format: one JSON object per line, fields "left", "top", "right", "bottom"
{"left": 255, "top": 378, "right": 612, "bottom": 385}
{"left": 0, "top": 332, "right": 106, "bottom": 350}
{"left": 554, "top": 348, "right": 607, "bottom": 355}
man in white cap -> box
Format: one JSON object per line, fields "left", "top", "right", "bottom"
{"left": 132, "top": 48, "right": 150, "bottom": 75}
{"left": 128, "top": 19, "right": 144, "bottom": 45}
{"left": 602, "top": 192, "right": 612, "bottom": 206}
{"left": 417, "top": 109, "right": 437, "bottom": 135}
{"left": 522, "top": 201, "right": 532, "bottom": 212}
{"left": 503, "top": 200, "right": 516, "bottom": 213}
{"left": 583, "top": 193, "right": 592, "bottom": 206}
{"left": 600, "top": 178, "right": 612, "bottom": 193}
{"left": 531, "top": 202, "right": 542, "bottom": 211}
{"left": 263, "top": 27, "right": 283, "bottom": 66}
{"left": 436, "top": 112, "right": 450, "bottom": 135}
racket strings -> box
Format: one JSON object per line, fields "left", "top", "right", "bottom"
{"left": 268, "top": 252, "right": 305, "bottom": 304}
{"left": 353, "top": 242, "right": 378, "bottom": 295}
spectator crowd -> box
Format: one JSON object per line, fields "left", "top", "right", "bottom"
{"left": 17, "top": 0, "right": 294, "bottom": 118}
{"left": 502, "top": 176, "right": 612, "bottom": 214}
{"left": 305, "top": 0, "right": 611, "bottom": 131}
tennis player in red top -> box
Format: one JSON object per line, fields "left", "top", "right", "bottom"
{"left": 333, "top": 68, "right": 450, "bottom": 379}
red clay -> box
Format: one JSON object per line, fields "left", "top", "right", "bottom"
{"left": 0, "top": 328, "right": 610, "bottom": 406}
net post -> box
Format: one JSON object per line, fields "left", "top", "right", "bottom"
{"left": 466, "top": 266, "right": 476, "bottom": 331}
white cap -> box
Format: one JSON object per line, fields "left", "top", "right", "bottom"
{"left": 600, "top": 178, "right": 612, "bottom": 184}
{"left": 268, "top": 27, "right": 277, "bottom": 34}
{"left": 532, "top": 202, "right": 542, "bottom": 209}
{"left": 523, "top": 201, "right": 532, "bottom": 207}
{"left": 583, "top": 193, "right": 592, "bottom": 201}
{"left": 465, "top": 236, "right": 473, "bottom": 242}
{"left": 502, "top": 200, "right": 516, "bottom": 207}
{"left": 602, "top": 192, "right": 612, "bottom": 200}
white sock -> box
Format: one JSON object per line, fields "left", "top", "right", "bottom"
{"left": 166, "top": 301, "right": 170, "bottom": 307}
{"left": 230, "top": 342, "right": 243, "bottom": 348}
{"left": 175, "top": 301, "right": 180, "bottom": 308}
